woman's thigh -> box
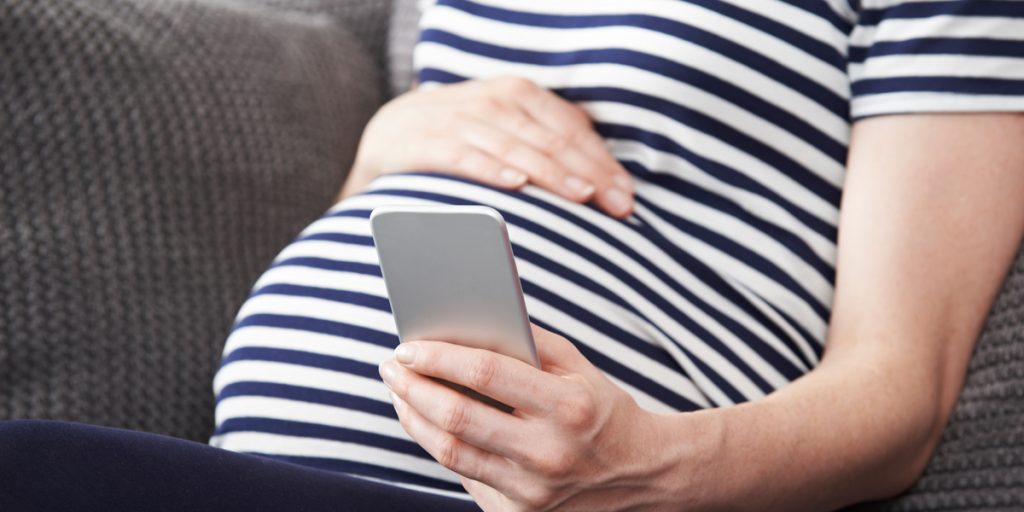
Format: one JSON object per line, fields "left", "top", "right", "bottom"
{"left": 0, "top": 420, "right": 479, "bottom": 512}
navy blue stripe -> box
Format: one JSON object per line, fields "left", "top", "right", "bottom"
{"left": 858, "top": 1, "right": 1024, "bottom": 26}
{"left": 765, "top": 301, "right": 826, "bottom": 362}
{"left": 272, "top": 257, "right": 382, "bottom": 277}
{"left": 637, "top": 196, "right": 830, "bottom": 321}
{"left": 420, "top": 26, "right": 848, "bottom": 120}
{"left": 599, "top": 123, "right": 839, "bottom": 240}
{"left": 215, "top": 417, "right": 432, "bottom": 462}
{"left": 629, "top": 161, "right": 835, "bottom": 283}
{"left": 628, "top": 207, "right": 818, "bottom": 371}
{"left": 234, "top": 314, "right": 399, "bottom": 348}
{"left": 559, "top": 86, "right": 843, "bottom": 208}
{"left": 519, "top": 279, "right": 710, "bottom": 409}
{"left": 252, "top": 284, "right": 391, "bottom": 312}
{"left": 217, "top": 381, "right": 397, "bottom": 419}
{"left": 849, "top": 38, "right": 1024, "bottom": 63}
{"left": 771, "top": 0, "right": 853, "bottom": 34}
{"left": 297, "top": 232, "right": 375, "bottom": 246}
{"left": 417, "top": 67, "right": 468, "bottom": 86}
{"left": 853, "top": 76, "right": 1024, "bottom": 97}
{"left": 222, "top": 347, "right": 383, "bottom": 380}
{"left": 253, "top": 454, "right": 467, "bottom": 494}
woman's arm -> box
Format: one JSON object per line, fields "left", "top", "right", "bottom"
{"left": 380, "top": 113, "right": 1024, "bottom": 511}
{"left": 659, "top": 113, "right": 1024, "bottom": 510}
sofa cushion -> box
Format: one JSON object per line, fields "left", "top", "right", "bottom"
{"left": 0, "top": 0, "right": 384, "bottom": 441}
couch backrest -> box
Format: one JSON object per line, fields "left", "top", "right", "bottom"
{"left": 0, "top": 0, "right": 385, "bottom": 441}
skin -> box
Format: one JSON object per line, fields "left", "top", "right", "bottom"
{"left": 359, "top": 78, "right": 1024, "bottom": 510}
{"left": 339, "top": 77, "right": 635, "bottom": 217}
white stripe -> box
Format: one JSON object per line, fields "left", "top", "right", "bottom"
{"left": 607, "top": 138, "right": 837, "bottom": 264}
{"left": 718, "top": 0, "right": 850, "bottom": 48}
{"left": 222, "top": 325, "right": 394, "bottom": 364}
{"left": 235, "top": 295, "right": 397, "bottom": 335}
{"left": 211, "top": 430, "right": 460, "bottom": 484}
{"left": 215, "top": 395, "right": 402, "bottom": 439}
{"left": 851, "top": 55, "right": 1024, "bottom": 81}
{"left": 253, "top": 266, "right": 387, "bottom": 299}
{"left": 586, "top": 101, "right": 840, "bottom": 222}
{"left": 852, "top": 92, "right": 1024, "bottom": 119}
{"left": 275, "top": 240, "right": 380, "bottom": 266}
{"left": 213, "top": 360, "right": 389, "bottom": 402}
{"left": 634, "top": 202, "right": 829, "bottom": 343}
{"left": 641, "top": 183, "right": 834, "bottom": 308}
{"left": 852, "top": 15, "right": 1024, "bottom": 46}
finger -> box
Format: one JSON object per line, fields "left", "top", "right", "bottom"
{"left": 382, "top": 359, "right": 538, "bottom": 461}
{"left": 530, "top": 324, "right": 592, "bottom": 376}
{"left": 394, "top": 341, "right": 567, "bottom": 416}
{"left": 481, "top": 108, "right": 633, "bottom": 217}
{"left": 453, "top": 115, "right": 596, "bottom": 202}
{"left": 416, "top": 138, "right": 529, "bottom": 189}
{"left": 390, "top": 391, "right": 517, "bottom": 486}
{"left": 488, "top": 77, "right": 635, "bottom": 217}
{"left": 461, "top": 477, "right": 512, "bottom": 511}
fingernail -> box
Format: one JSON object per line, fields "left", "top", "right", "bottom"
{"left": 604, "top": 188, "right": 632, "bottom": 215}
{"left": 613, "top": 174, "right": 633, "bottom": 191}
{"left": 499, "top": 168, "right": 527, "bottom": 185}
{"left": 379, "top": 359, "right": 397, "bottom": 384}
{"left": 564, "top": 175, "right": 595, "bottom": 196}
{"left": 389, "top": 391, "right": 400, "bottom": 406}
{"left": 395, "top": 343, "right": 418, "bottom": 365}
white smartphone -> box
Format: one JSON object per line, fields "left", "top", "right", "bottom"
{"left": 369, "top": 205, "right": 540, "bottom": 370}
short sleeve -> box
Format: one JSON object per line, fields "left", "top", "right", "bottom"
{"left": 848, "top": 0, "right": 1024, "bottom": 119}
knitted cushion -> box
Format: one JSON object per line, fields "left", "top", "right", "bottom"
{"left": 0, "top": 0, "right": 384, "bottom": 441}
{"left": 850, "top": 244, "right": 1024, "bottom": 511}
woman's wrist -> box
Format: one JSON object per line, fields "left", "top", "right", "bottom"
{"left": 625, "top": 408, "right": 730, "bottom": 511}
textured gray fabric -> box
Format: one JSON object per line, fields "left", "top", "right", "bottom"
{"left": 850, "top": 244, "right": 1024, "bottom": 511}
{"left": 0, "top": 0, "right": 383, "bottom": 441}
{"left": 388, "top": 0, "right": 420, "bottom": 97}
{"left": 251, "top": 0, "right": 394, "bottom": 95}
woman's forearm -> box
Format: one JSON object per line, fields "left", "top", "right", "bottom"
{"left": 656, "top": 351, "right": 944, "bottom": 511}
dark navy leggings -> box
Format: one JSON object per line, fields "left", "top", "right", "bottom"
{"left": 0, "top": 420, "right": 481, "bottom": 512}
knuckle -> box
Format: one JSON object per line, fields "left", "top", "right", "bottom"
{"left": 447, "top": 144, "right": 476, "bottom": 169}
{"left": 519, "top": 484, "right": 556, "bottom": 510}
{"left": 495, "top": 76, "right": 537, "bottom": 96}
{"left": 471, "top": 96, "right": 504, "bottom": 116}
{"left": 558, "top": 388, "right": 598, "bottom": 430}
{"left": 541, "top": 133, "right": 568, "bottom": 154}
{"left": 436, "top": 434, "right": 462, "bottom": 470}
{"left": 492, "top": 136, "right": 520, "bottom": 160}
{"left": 467, "top": 355, "right": 499, "bottom": 391}
{"left": 441, "top": 398, "right": 472, "bottom": 436}
{"left": 533, "top": 449, "right": 574, "bottom": 479}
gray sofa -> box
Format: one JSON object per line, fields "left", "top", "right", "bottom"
{"left": 1, "top": 1, "right": 1021, "bottom": 509}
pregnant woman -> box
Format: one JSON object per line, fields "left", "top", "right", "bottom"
{"left": 3, "top": 1, "right": 1021, "bottom": 511}
{"left": 207, "top": 0, "right": 1024, "bottom": 509}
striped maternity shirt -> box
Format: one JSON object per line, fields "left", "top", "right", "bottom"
{"left": 210, "top": 0, "right": 1024, "bottom": 499}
